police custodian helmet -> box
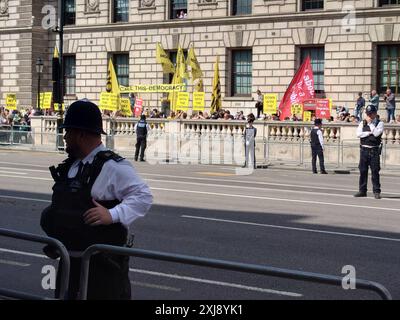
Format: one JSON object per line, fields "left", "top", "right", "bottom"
{"left": 61, "top": 100, "right": 106, "bottom": 135}
{"left": 365, "top": 105, "right": 378, "bottom": 115}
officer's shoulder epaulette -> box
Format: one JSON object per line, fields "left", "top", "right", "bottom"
{"left": 96, "top": 150, "right": 125, "bottom": 162}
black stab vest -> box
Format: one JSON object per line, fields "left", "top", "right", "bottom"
{"left": 310, "top": 128, "right": 322, "bottom": 148}
{"left": 41, "top": 150, "right": 127, "bottom": 251}
{"left": 136, "top": 120, "right": 148, "bottom": 137}
{"left": 360, "top": 120, "right": 382, "bottom": 147}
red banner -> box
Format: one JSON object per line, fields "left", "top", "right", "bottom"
{"left": 278, "top": 56, "right": 315, "bottom": 120}
{"left": 134, "top": 98, "right": 143, "bottom": 117}
{"left": 315, "top": 99, "right": 331, "bottom": 119}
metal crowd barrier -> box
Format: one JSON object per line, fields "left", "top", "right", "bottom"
{"left": 0, "top": 228, "right": 70, "bottom": 300}
{"left": 78, "top": 244, "right": 392, "bottom": 300}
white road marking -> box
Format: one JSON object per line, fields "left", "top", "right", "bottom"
{"left": 0, "top": 247, "right": 301, "bottom": 297}
{"left": 129, "top": 268, "right": 302, "bottom": 297}
{"left": 130, "top": 281, "right": 181, "bottom": 292}
{"left": 152, "top": 187, "right": 400, "bottom": 213}
{"left": 0, "top": 166, "right": 48, "bottom": 173}
{"left": 0, "top": 259, "right": 30, "bottom": 267}
{"left": 0, "top": 174, "right": 52, "bottom": 181}
{"left": 140, "top": 172, "right": 400, "bottom": 196}
{"left": 0, "top": 161, "right": 50, "bottom": 168}
{"left": 0, "top": 171, "right": 27, "bottom": 175}
{"left": 145, "top": 178, "right": 399, "bottom": 201}
{"left": 0, "top": 195, "right": 51, "bottom": 203}
{"left": 182, "top": 215, "right": 400, "bottom": 243}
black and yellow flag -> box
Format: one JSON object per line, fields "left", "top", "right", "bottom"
{"left": 210, "top": 56, "right": 221, "bottom": 114}
{"left": 52, "top": 46, "right": 61, "bottom": 105}
{"left": 156, "top": 43, "right": 175, "bottom": 74}
{"left": 187, "top": 46, "right": 203, "bottom": 81}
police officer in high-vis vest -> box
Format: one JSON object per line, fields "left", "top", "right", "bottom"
{"left": 134, "top": 114, "right": 151, "bottom": 162}
{"left": 40, "top": 100, "right": 153, "bottom": 299}
{"left": 354, "top": 105, "right": 384, "bottom": 199}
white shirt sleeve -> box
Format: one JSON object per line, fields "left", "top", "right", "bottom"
{"left": 317, "top": 130, "right": 324, "bottom": 149}
{"left": 370, "top": 121, "right": 384, "bottom": 137}
{"left": 356, "top": 122, "right": 370, "bottom": 138}
{"left": 91, "top": 160, "right": 153, "bottom": 228}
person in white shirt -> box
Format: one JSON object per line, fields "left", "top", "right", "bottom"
{"left": 354, "top": 105, "right": 384, "bottom": 199}
{"left": 310, "top": 118, "right": 328, "bottom": 174}
{"left": 242, "top": 118, "right": 257, "bottom": 169}
{"left": 41, "top": 100, "right": 153, "bottom": 299}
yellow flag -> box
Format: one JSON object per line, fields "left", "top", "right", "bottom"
{"left": 177, "top": 46, "right": 188, "bottom": 79}
{"left": 194, "top": 79, "right": 204, "bottom": 92}
{"left": 168, "top": 66, "right": 183, "bottom": 112}
{"left": 210, "top": 56, "right": 221, "bottom": 114}
{"left": 107, "top": 58, "right": 120, "bottom": 95}
{"left": 187, "top": 46, "right": 203, "bottom": 81}
{"left": 156, "top": 43, "right": 175, "bottom": 74}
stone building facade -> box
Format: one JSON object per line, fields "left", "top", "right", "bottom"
{"left": 1, "top": 0, "right": 400, "bottom": 114}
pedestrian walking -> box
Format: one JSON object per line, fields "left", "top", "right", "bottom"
{"left": 40, "top": 100, "right": 153, "bottom": 299}
{"left": 354, "top": 105, "right": 384, "bottom": 199}
{"left": 310, "top": 118, "right": 328, "bottom": 174}
{"left": 242, "top": 118, "right": 257, "bottom": 169}
{"left": 134, "top": 114, "right": 151, "bottom": 162}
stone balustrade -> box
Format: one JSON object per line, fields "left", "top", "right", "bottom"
{"left": 29, "top": 117, "right": 400, "bottom": 168}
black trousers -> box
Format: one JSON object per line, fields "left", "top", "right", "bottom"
{"left": 135, "top": 136, "right": 147, "bottom": 160}
{"left": 56, "top": 253, "right": 131, "bottom": 300}
{"left": 359, "top": 147, "right": 381, "bottom": 194}
{"left": 311, "top": 147, "right": 325, "bottom": 173}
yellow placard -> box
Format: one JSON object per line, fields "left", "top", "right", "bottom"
{"left": 99, "top": 92, "right": 118, "bottom": 111}
{"left": 263, "top": 94, "right": 278, "bottom": 114}
{"left": 6, "top": 94, "right": 17, "bottom": 110}
{"left": 54, "top": 103, "right": 65, "bottom": 112}
{"left": 193, "top": 92, "right": 205, "bottom": 111}
{"left": 120, "top": 84, "right": 187, "bottom": 93}
{"left": 291, "top": 103, "right": 303, "bottom": 115}
{"left": 38, "top": 92, "right": 53, "bottom": 109}
{"left": 176, "top": 92, "right": 190, "bottom": 111}
{"left": 328, "top": 98, "right": 333, "bottom": 111}
{"left": 303, "top": 111, "right": 312, "bottom": 122}
{"left": 120, "top": 98, "right": 132, "bottom": 117}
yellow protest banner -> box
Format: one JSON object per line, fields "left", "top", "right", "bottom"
{"left": 38, "top": 92, "right": 53, "bottom": 109}
{"left": 176, "top": 92, "right": 189, "bottom": 111}
{"left": 328, "top": 98, "right": 333, "bottom": 111}
{"left": 6, "top": 94, "right": 17, "bottom": 110}
{"left": 291, "top": 103, "right": 303, "bottom": 115}
{"left": 120, "top": 84, "right": 187, "bottom": 93}
{"left": 99, "top": 92, "right": 118, "bottom": 111}
{"left": 193, "top": 92, "right": 205, "bottom": 111}
{"left": 303, "top": 111, "right": 312, "bottom": 122}
{"left": 54, "top": 103, "right": 65, "bottom": 112}
{"left": 263, "top": 94, "right": 278, "bottom": 114}
{"left": 120, "top": 98, "right": 132, "bottom": 117}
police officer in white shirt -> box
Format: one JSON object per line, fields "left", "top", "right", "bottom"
{"left": 40, "top": 100, "right": 153, "bottom": 299}
{"left": 310, "top": 118, "right": 328, "bottom": 174}
{"left": 242, "top": 117, "right": 257, "bottom": 169}
{"left": 354, "top": 105, "right": 384, "bottom": 199}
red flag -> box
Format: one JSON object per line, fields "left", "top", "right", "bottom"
{"left": 315, "top": 99, "right": 331, "bottom": 119}
{"left": 278, "top": 56, "right": 315, "bottom": 120}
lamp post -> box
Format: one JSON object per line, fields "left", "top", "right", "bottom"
{"left": 36, "top": 57, "right": 44, "bottom": 115}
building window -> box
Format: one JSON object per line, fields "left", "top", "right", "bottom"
{"left": 231, "top": 49, "right": 252, "bottom": 96}
{"left": 113, "top": 0, "right": 129, "bottom": 23}
{"left": 378, "top": 45, "right": 400, "bottom": 94}
{"left": 64, "top": 0, "right": 76, "bottom": 25}
{"left": 64, "top": 56, "right": 76, "bottom": 95}
{"left": 302, "top": 0, "right": 324, "bottom": 11}
{"left": 232, "top": 0, "right": 252, "bottom": 15}
{"left": 113, "top": 54, "right": 129, "bottom": 87}
{"left": 379, "top": 0, "right": 400, "bottom": 6}
{"left": 170, "top": 0, "right": 187, "bottom": 19}
{"left": 300, "top": 47, "right": 324, "bottom": 95}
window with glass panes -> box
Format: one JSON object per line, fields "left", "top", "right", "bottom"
{"left": 379, "top": 0, "right": 400, "bottom": 6}
{"left": 300, "top": 47, "right": 324, "bottom": 95}
{"left": 302, "top": 0, "right": 324, "bottom": 10}
{"left": 231, "top": 50, "right": 252, "bottom": 96}
{"left": 113, "top": 0, "right": 129, "bottom": 23}
{"left": 64, "top": 0, "right": 75, "bottom": 25}
{"left": 170, "top": 0, "right": 188, "bottom": 19}
{"left": 64, "top": 56, "right": 76, "bottom": 95}
{"left": 232, "top": 0, "right": 252, "bottom": 15}
{"left": 378, "top": 45, "right": 400, "bottom": 94}
{"left": 113, "top": 54, "right": 129, "bottom": 87}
